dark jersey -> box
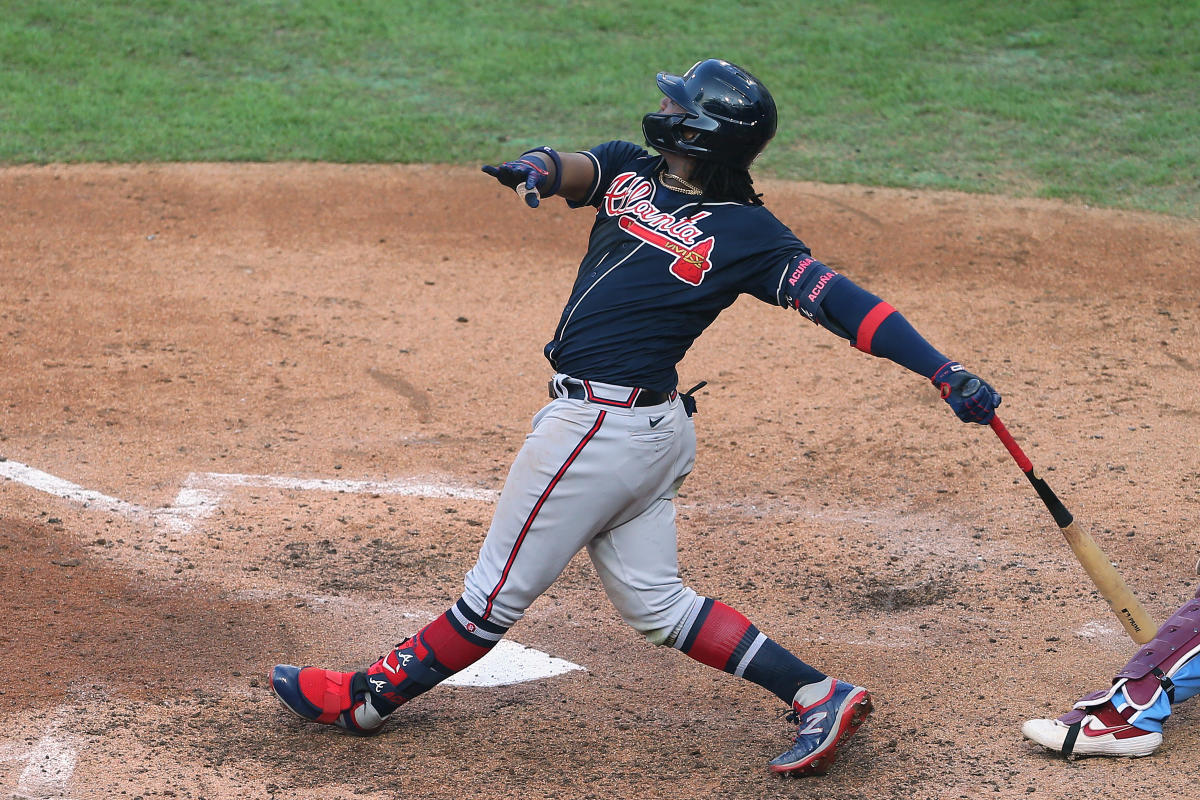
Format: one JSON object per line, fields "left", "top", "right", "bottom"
{"left": 545, "top": 140, "right": 836, "bottom": 393}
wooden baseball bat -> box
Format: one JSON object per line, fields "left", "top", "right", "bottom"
{"left": 989, "top": 415, "right": 1156, "bottom": 644}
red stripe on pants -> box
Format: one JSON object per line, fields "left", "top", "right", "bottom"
{"left": 484, "top": 411, "right": 607, "bottom": 619}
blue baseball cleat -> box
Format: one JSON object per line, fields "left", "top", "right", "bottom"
{"left": 270, "top": 664, "right": 390, "bottom": 735}
{"left": 769, "top": 677, "right": 873, "bottom": 775}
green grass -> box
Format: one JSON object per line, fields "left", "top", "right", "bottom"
{"left": 1, "top": 0, "right": 1197, "bottom": 215}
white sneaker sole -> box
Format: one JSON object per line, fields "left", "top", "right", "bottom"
{"left": 1022, "top": 718, "right": 1161, "bottom": 757}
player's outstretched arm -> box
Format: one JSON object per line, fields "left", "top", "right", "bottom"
{"left": 782, "top": 262, "right": 1000, "bottom": 424}
{"left": 481, "top": 148, "right": 596, "bottom": 207}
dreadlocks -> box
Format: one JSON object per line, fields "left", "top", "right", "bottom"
{"left": 692, "top": 159, "right": 764, "bottom": 206}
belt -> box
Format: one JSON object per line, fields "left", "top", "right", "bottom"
{"left": 549, "top": 379, "right": 673, "bottom": 408}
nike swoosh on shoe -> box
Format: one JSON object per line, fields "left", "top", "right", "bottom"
{"left": 1082, "top": 721, "right": 1136, "bottom": 737}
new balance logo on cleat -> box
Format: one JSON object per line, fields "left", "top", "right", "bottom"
{"left": 769, "top": 678, "right": 873, "bottom": 776}
{"left": 797, "top": 711, "right": 829, "bottom": 736}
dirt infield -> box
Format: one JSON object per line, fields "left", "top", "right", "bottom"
{"left": 1, "top": 163, "right": 1197, "bottom": 799}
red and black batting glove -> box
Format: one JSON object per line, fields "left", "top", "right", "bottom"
{"left": 931, "top": 361, "right": 1001, "bottom": 424}
{"left": 481, "top": 156, "right": 551, "bottom": 208}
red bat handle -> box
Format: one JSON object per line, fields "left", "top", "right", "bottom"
{"left": 989, "top": 415, "right": 1033, "bottom": 473}
{"left": 989, "top": 415, "right": 1073, "bottom": 528}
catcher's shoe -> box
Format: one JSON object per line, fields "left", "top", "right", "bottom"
{"left": 1022, "top": 701, "right": 1161, "bottom": 758}
{"left": 270, "top": 664, "right": 390, "bottom": 735}
{"left": 769, "top": 677, "right": 873, "bottom": 776}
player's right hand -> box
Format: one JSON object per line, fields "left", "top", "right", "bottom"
{"left": 931, "top": 361, "right": 1001, "bottom": 424}
{"left": 481, "top": 158, "right": 550, "bottom": 208}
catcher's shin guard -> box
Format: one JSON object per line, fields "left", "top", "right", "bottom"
{"left": 1109, "top": 585, "right": 1200, "bottom": 709}
{"left": 1052, "top": 583, "right": 1200, "bottom": 751}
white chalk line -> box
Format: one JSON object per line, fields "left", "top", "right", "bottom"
{"left": 183, "top": 470, "right": 500, "bottom": 500}
{"left": 0, "top": 459, "right": 581, "bottom": 687}
{"left": 0, "top": 709, "right": 80, "bottom": 800}
{"left": 0, "top": 460, "right": 142, "bottom": 517}
{"left": 163, "top": 471, "right": 499, "bottom": 532}
{"left": 0, "top": 460, "right": 499, "bottom": 532}
{"left": 1075, "top": 620, "right": 1123, "bottom": 639}
{"left": 0, "top": 651, "right": 577, "bottom": 799}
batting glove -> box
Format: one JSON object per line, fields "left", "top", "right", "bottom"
{"left": 482, "top": 157, "right": 552, "bottom": 208}
{"left": 931, "top": 361, "right": 1001, "bottom": 424}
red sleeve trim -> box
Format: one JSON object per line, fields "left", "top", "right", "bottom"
{"left": 854, "top": 301, "right": 896, "bottom": 354}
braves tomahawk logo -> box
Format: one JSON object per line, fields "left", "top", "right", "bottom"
{"left": 605, "top": 172, "right": 715, "bottom": 286}
{"left": 382, "top": 648, "right": 413, "bottom": 674}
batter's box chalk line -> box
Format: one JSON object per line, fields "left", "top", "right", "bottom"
{"left": 0, "top": 459, "right": 499, "bottom": 533}
{"left": 167, "top": 471, "right": 500, "bottom": 531}
{"left": 0, "top": 459, "right": 580, "bottom": 686}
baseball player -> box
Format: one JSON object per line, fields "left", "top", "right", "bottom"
{"left": 271, "top": 58, "right": 1002, "bottom": 776}
{"left": 1023, "top": 583, "right": 1200, "bottom": 758}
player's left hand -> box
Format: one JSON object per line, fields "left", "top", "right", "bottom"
{"left": 481, "top": 157, "right": 550, "bottom": 208}
{"left": 931, "top": 361, "right": 1001, "bottom": 424}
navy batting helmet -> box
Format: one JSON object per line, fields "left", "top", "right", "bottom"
{"left": 642, "top": 58, "right": 777, "bottom": 169}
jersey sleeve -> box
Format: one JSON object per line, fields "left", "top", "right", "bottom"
{"left": 567, "top": 140, "right": 654, "bottom": 209}
{"left": 736, "top": 215, "right": 851, "bottom": 334}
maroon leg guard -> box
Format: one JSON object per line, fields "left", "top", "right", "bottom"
{"left": 1065, "top": 583, "right": 1200, "bottom": 719}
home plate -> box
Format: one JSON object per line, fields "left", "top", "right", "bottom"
{"left": 443, "top": 640, "right": 584, "bottom": 687}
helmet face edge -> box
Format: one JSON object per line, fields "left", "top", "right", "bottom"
{"left": 642, "top": 58, "right": 777, "bottom": 169}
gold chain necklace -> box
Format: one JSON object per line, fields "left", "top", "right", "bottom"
{"left": 658, "top": 168, "right": 703, "bottom": 195}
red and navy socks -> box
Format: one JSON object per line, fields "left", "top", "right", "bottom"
{"left": 673, "top": 597, "right": 826, "bottom": 704}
